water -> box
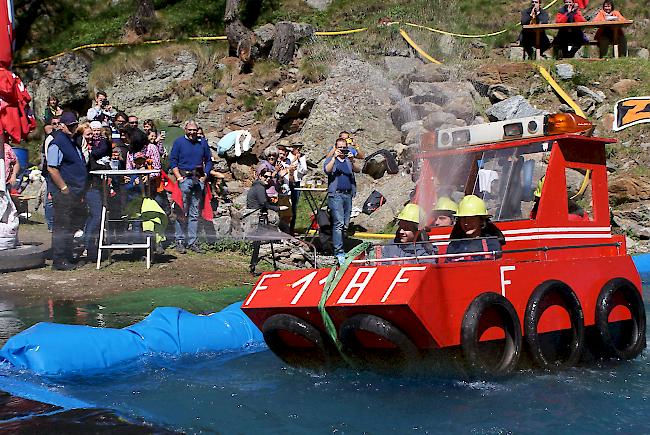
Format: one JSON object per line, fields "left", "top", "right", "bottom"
{"left": 1, "top": 289, "right": 649, "bottom": 434}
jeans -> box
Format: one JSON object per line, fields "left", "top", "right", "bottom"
{"left": 51, "top": 191, "right": 84, "bottom": 264}
{"left": 174, "top": 178, "right": 203, "bottom": 247}
{"left": 289, "top": 183, "right": 300, "bottom": 234}
{"left": 44, "top": 180, "right": 54, "bottom": 231}
{"left": 84, "top": 188, "right": 103, "bottom": 260}
{"left": 328, "top": 191, "right": 352, "bottom": 256}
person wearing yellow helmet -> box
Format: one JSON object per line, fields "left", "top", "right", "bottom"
{"left": 446, "top": 195, "right": 505, "bottom": 262}
{"left": 431, "top": 196, "right": 458, "bottom": 227}
{"left": 381, "top": 203, "right": 436, "bottom": 261}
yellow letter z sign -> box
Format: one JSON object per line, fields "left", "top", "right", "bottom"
{"left": 613, "top": 97, "right": 650, "bottom": 131}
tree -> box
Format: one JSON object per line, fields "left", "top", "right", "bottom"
{"left": 224, "top": 0, "right": 257, "bottom": 65}
{"left": 126, "top": 0, "right": 157, "bottom": 36}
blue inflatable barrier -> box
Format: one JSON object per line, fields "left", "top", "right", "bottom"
{"left": 0, "top": 302, "right": 265, "bottom": 375}
{"left": 633, "top": 253, "right": 650, "bottom": 283}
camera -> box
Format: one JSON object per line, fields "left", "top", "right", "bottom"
{"left": 341, "top": 148, "right": 350, "bottom": 155}
{"left": 101, "top": 99, "right": 110, "bottom": 108}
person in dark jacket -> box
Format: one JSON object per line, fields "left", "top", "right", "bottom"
{"left": 246, "top": 169, "right": 288, "bottom": 274}
{"left": 519, "top": 0, "right": 551, "bottom": 59}
{"left": 553, "top": 0, "right": 587, "bottom": 58}
{"left": 46, "top": 111, "right": 88, "bottom": 270}
{"left": 381, "top": 204, "right": 436, "bottom": 263}
{"left": 447, "top": 195, "right": 505, "bottom": 262}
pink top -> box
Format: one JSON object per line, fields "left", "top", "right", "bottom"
{"left": 3, "top": 144, "right": 17, "bottom": 183}
{"left": 126, "top": 143, "right": 161, "bottom": 175}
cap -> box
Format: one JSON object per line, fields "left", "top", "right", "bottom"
{"left": 60, "top": 111, "right": 78, "bottom": 126}
{"left": 90, "top": 121, "right": 103, "bottom": 129}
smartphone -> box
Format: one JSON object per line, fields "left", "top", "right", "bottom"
{"left": 160, "top": 130, "right": 166, "bottom": 138}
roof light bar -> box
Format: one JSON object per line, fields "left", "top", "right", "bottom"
{"left": 434, "top": 114, "right": 593, "bottom": 150}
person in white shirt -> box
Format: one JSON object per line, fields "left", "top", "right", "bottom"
{"left": 286, "top": 142, "right": 308, "bottom": 234}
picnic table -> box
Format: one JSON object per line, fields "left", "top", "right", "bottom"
{"left": 522, "top": 19, "right": 633, "bottom": 59}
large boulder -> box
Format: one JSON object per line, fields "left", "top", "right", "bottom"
{"left": 104, "top": 50, "right": 199, "bottom": 122}
{"left": 274, "top": 86, "right": 320, "bottom": 122}
{"left": 24, "top": 53, "right": 93, "bottom": 118}
{"left": 352, "top": 172, "right": 415, "bottom": 233}
{"left": 486, "top": 95, "right": 544, "bottom": 121}
{"left": 612, "top": 201, "right": 650, "bottom": 240}
{"left": 609, "top": 175, "right": 650, "bottom": 205}
{"left": 300, "top": 58, "right": 402, "bottom": 164}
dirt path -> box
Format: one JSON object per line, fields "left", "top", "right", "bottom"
{"left": 1, "top": 223, "right": 257, "bottom": 305}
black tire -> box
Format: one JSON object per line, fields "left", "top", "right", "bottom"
{"left": 262, "top": 314, "right": 334, "bottom": 369}
{"left": 338, "top": 314, "right": 419, "bottom": 371}
{"left": 524, "top": 280, "right": 585, "bottom": 369}
{"left": 0, "top": 242, "right": 47, "bottom": 272}
{"left": 595, "top": 278, "right": 646, "bottom": 360}
{"left": 461, "top": 292, "right": 522, "bottom": 378}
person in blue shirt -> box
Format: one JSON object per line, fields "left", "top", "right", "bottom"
{"left": 446, "top": 195, "right": 505, "bottom": 262}
{"left": 323, "top": 137, "right": 362, "bottom": 265}
{"left": 169, "top": 120, "right": 213, "bottom": 254}
{"left": 46, "top": 111, "right": 88, "bottom": 270}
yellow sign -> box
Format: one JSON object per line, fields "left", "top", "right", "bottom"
{"left": 613, "top": 97, "right": 650, "bottom": 131}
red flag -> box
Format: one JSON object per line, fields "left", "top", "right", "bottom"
{"left": 202, "top": 182, "right": 214, "bottom": 221}
{"left": 160, "top": 171, "right": 183, "bottom": 211}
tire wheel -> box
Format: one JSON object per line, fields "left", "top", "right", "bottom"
{"left": 461, "top": 292, "right": 522, "bottom": 379}
{"left": 524, "top": 280, "right": 585, "bottom": 370}
{"left": 596, "top": 278, "right": 646, "bottom": 360}
{"left": 262, "top": 314, "right": 334, "bottom": 369}
{"left": 0, "top": 242, "right": 47, "bottom": 272}
{"left": 339, "top": 314, "right": 419, "bottom": 371}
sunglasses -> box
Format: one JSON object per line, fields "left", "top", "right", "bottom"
{"left": 129, "top": 121, "right": 138, "bottom": 125}
{"left": 261, "top": 173, "right": 272, "bottom": 179}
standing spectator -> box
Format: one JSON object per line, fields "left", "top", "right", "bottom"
{"left": 47, "top": 111, "right": 88, "bottom": 270}
{"left": 323, "top": 137, "right": 362, "bottom": 265}
{"left": 42, "top": 95, "right": 62, "bottom": 124}
{"left": 519, "top": 0, "right": 551, "bottom": 59}
{"left": 128, "top": 115, "right": 139, "bottom": 128}
{"left": 169, "top": 120, "right": 213, "bottom": 254}
{"left": 84, "top": 121, "right": 112, "bottom": 262}
{"left": 111, "top": 112, "right": 129, "bottom": 146}
{"left": 142, "top": 119, "right": 155, "bottom": 134}
{"left": 593, "top": 0, "right": 627, "bottom": 57}
{"left": 286, "top": 142, "right": 308, "bottom": 235}
{"left": 553, "top": 0, "right": 587, "bottom": 59}
{"left": 39, "top": 117, "right": 61, "bottom": 231}
{"left": 3, "top": 142, "right": 19, "bottom": 189}
{"left": 256, "top": 146, "right": 283, "bottom": 199}
{"left": 86, "top": 91, "right": 116, "bottom": 126}
{"left": 75, "top": 122, "right": 93, "bottom": 163}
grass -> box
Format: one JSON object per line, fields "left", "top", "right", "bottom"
{"left": 172, "top": 96, "right": 204, "bottom": 121}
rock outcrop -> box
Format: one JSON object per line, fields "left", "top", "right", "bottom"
{"left": 105, "top": 50, "right": 199, "bottom": 122}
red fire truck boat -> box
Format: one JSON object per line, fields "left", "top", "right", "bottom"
{"left": 242, "top": 114, "right": 646, "bottom": 377}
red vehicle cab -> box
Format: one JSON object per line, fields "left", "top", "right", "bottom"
{"left": 242, "top": 114, "right": 646, "bottom": 377}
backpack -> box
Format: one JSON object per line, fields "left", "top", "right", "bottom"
{"left": 362, "top": 190, "right": 386, "bottom": 215}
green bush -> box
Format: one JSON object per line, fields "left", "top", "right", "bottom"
{"left": 172, "top": 96, "right": 204, "bottom": 121}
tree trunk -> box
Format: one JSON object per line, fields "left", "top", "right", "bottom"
{"left": 270, "top": 22, "right": 295, "bottom": 65}
{"left": 126, "top": 0, "right": 156, "bottom": 36}
{"left": 224, "top": 0, "right": 256, "bottom": 63}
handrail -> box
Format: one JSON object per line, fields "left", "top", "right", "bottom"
{"left": 352, "top": 242, "right": 622, "bottom": 264}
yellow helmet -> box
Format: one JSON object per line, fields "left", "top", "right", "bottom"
{"left": 455, "top": 195, "right": 489, "bottom": 217}
{"left": 434, "top": 196, "right": 458, "bottom": 213}
{"left": 534, "top": 175, "right": 545, "bottom": 198}
{"left": 397, "top": 203, "right": 423, "bottom": 224}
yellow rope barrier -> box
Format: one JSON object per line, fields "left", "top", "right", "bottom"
{"left": 398, "top": 28, "right": 442, "bottom": 64}
{"left": 403, "top": 22, "right": 509, "bottom": 39}
{"left": 314, "top": 28, "right": 368, "bottom": 36}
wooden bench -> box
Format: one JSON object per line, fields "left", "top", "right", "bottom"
{"left": 522, "top": 19, "right": 632, "bottom": 59}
